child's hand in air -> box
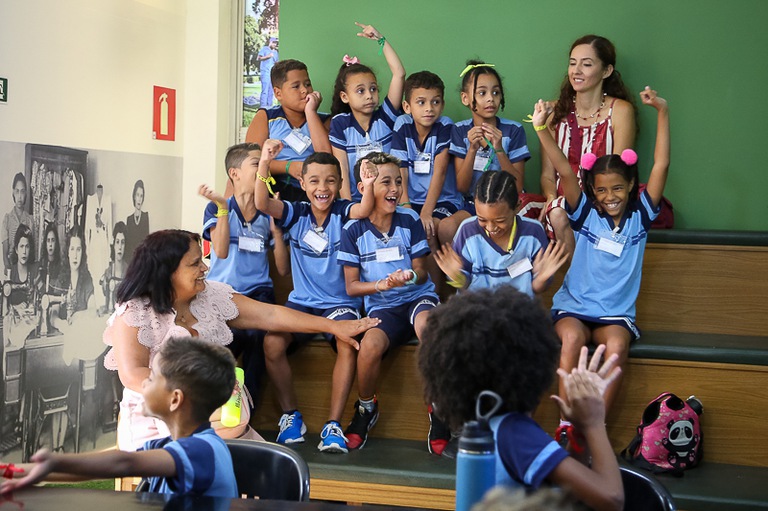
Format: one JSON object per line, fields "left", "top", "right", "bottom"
{"left": 359, "top": 159, "right": 378, "bottom": 189}
{"left": 481, "top": 123, "right": 504, "bottom": 152}
{"left": 532, "top": 241, "right": 568, "bottom": 284}
{"left": 304, "top": 91, "right": 322, "bottom": 114}
{"left": 640, "top": 86, "right": 667, "bottom": 111}
{"left": 552, "top": 365, "right": 607, "bottom": 431}
{"left": 355, "top": 22, "right": 383, "bottom": 41}
{"left": 198, "top": 184, "right": 227, "bottom": 207}
{"left": 260, "top": 139, "right": 284, "bottom": 163}
{"left": 434, "top": 243, "right": 464, "bottom": 284}
{"left": 564, "top": 345, "right": 621, "bottom": 398}
{"left": 531, "top": 99, "right": 553, "bottom": 128}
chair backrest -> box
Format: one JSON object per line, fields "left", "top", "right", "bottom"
{"left": 225, "top": 439, "right": 310, "bottom": 501}
{"left": 620, "top": 464, "right": 677, "bottom": 511}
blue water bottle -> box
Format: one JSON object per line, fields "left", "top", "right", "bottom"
{"left": 455, "top": 390, "right": 502, "bottom": 511}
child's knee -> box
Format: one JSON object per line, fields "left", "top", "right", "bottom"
{"left": 263, "top": 333, "right": 290, "bottom": 360}
{"left": 358, "top": 332, "right": 388, "bottom": 361}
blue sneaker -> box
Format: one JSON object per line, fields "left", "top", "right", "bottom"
{"left": 276, "top": 411, "right": 307, "bottom": 444}
{"left": 318, "top": 421, "right": 348, "bottom": 453}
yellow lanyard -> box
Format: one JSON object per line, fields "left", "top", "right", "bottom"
{"left": 506, "top": 218, "right": 518, "bottom": 253}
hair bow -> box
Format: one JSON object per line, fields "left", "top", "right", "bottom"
{"left": 343, "top": 54, "right": 360, "bottom": 66}
{"left": 459, "top": 63, "right": 496, "bottom": 78}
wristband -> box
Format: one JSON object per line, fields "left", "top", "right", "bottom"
{"left": 285, "top": 161, "right": 292, "bottom": 175}
{"left": 215, "top": 206, "right": 229, "bottom": 218}
{"left": 257, "top": 173, "right": 277, "bottom": 196}
{"left": 377, "top": 36, "right": 386, "bottom": 55}
{"left": 0, "top": 463, "right": 22, "bottom": 479}
{"left": 405, "top": 270, "right": 418, "bottom": 286}
{"left": 398, "top": 202, "right": 411, "bottom": 206}
{"left": 534, "top": 124, "right": 548, "bottom": 132}
{"left": 447, "top": 273, "right": 467, "bottom": 289}
{"left": 374, "top": 279, "right": 384, "bottom": 292}
{"left": 494, "top": 148, "right": 505, "bottom": 154}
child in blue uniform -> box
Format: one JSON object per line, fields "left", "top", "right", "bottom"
{"left": 330, "top": 22, "right": 405, "bottom": 201}
{"left": 245, "top": 59, "right": 331, "bottom": 202}
{"left": 2, "top": 338, "right": 239, "bottom": 498}
{"left": 441, "top": 60, "right": 536, "bottom": 246}
{"left": 199, "top": 142, "right": 289, "bottom": 405}
{"left": 435, "top": 171, "right": 566, "bottom": 296}
{"left": 418, "top": 287, "right": 624, "bottom": 510}
{"left": 531, "top": 87, "right": 669, "bottom": 427}
{"left": 337, "top": 152, "right": 439, "bottom": 450}
{"left": 255, "top": 140, "right": 377, "bottom": 453}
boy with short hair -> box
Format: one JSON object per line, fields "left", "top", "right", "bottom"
{"left": 1, "top": 338, "right": 239, "bottom": 498}
{"left": 254, "top": 140, "right": 377, "bottom": 453}
{"left": 245, "top": 59, "right": 332, "bottom": 202}
{"left": 391, "top": 71, "right": 464, "bottom": 248}
{"left": 337, "top": 152, "right": 439, "bottom": 449}
{"left": 199, "top": 142, "right": 289, "bottom": 403}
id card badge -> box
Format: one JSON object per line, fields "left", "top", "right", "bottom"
{"left": 238, "top": 235, "right": 264, "bottom": 253}
{"left": 356, "top": 141, "right": 383, "bottom": 160}
{"left": 507, "top": 258, "right": 533, "bottom": 279}
{"left": 595, "top": 229, "right": 627, "bottom": 257}
{"left": 374, "top": 235, "right": 405, "bottom": 263}
{"left": 284, "top": 129, "right": 311, "bottom": 155}
{"left": 302, "top": 228, "right": 329, "bottom": 255}
{"left": 413, "top": 152, "right": 432, "bottom": 175}
{"left": 473, "top": 148, "right": 491, "bottom": 171}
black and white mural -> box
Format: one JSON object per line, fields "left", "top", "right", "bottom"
{"left": 0, "top": 141, "right": 182, "bottom": 461}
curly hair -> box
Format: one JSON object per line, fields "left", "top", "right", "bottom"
{"left": 331, "top": 62, "right": 377, "bottom": 117}
{"left": 551, "top": 35, "right": 636, "bottom": 129}
{"left": 460, "top": 59, "right": 506, "bottom": 113}
{"left": 418, "top": 286, "right": 560, "bottom": 429}
{"left": 583, "top": 154, "right": 639, "bottom": 204}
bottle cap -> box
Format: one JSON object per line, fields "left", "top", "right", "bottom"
{"left": 458, "top": 420, "right": 494, "bottom": 454}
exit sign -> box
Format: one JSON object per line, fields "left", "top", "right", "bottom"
{"left": 0, "top": 78, "right": 7, "bottom": 103}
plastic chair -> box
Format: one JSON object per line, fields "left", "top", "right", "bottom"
{"left": 225, "top": 439, "right": 310, "bottom": 501}
{"left": 620, "top": 464, "right": 677, "bottom": 511}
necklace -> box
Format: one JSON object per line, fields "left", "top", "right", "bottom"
{"left": 573, "top": 93, "right": 606, "bottom": 120}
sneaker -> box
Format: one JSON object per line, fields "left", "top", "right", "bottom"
{"left": 441, "top": 434, "right": 460, "bottom": 460}
{"left": 345, "top": 399, "right": 379, "bottom": 450}
{"left": 318, "top": 421, "right": 348, "bottom": 453}
{"left": 427, "top": 405, "right": 451, "bottom": 455}
{"left": 276, "top": 410, "right": 307, "bottom": 444}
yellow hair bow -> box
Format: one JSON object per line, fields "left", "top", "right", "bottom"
{"left": 459, "top": 63, "right": 496, "bottom": 78}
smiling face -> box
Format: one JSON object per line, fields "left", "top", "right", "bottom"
{"left": 232, "top": 149, "right": 261, "bottom": 189}
{"left": 372, "top": 163, "right": 402, "bottom": 213}
{"left": 476, "top": 200, "right": 516, "bottom": 244}
{"left": 275, "top": 69, "right": 313, "bottom": 113}
{"left": 591, "top": 172, "right": 633, "bottom": 221}
{"left": 170, "top": 240, "right": 208, "bottom": 302}
{"left": 569, "top": 44, "right": 613, "bottom": 93}
{"left": 403, "top": 87, "right": 444, "bottom": 131}
{"left": 300, "top": 162, "right": 341, "bottom": 213}
{"left": 340, "top": 72, "right": 379, "bottom": 116}
{"left": 463, "top": 72, "right": 502, "bottom": 121}
{"left": 68, "top": 235, "right": 83, "bottom": 271}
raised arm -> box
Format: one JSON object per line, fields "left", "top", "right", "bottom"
{"left": 532, "top": 101, "right": 581, "bottom": 210}
{"left": 610, "top": 99, "right": 636, "bottom": 154}
{"left": 199, "top": 185, "right": 230, "bottom": 259}
{"left": 355, "top": 22, "right": 405, "bottom": 108}
{"left": 349, "top": 159, "right": 377, "bottom": 219}
{"left": 638, "top": 87, "right": 669, "bottom": 208}
{"left": 254, "top": 139, "right": 287, "bottom": 219}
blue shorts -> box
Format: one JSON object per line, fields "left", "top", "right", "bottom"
{"left": 552, "top": 310, "right": 640, "bottom": 341}
{"left": 411, "top": 201, "right": 459, "bottom": 220}
{"left": 369, "top": 296, "right": 439, "bottom": 348}
{"left": 284, "top": 300, "right": 361, "bottom": 345}
{"left": 461, "top": 196, "right": 476, "bottom": 216}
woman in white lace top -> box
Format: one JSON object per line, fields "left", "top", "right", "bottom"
{"left": 103, "top": 229, "right": 378, "bottom": 450}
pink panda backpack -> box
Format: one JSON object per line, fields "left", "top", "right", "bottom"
{"left": 621, "top": 392, "right": 703, "bottom": 476}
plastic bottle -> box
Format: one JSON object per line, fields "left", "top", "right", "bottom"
{"left": 221, "top": 367, "right": 244, "bottom": 427}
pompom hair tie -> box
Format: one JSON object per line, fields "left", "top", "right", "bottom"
{"left": 343, "top": 54, "right": 360, "bottom": 66}
{"left": 621, "top": 149, "right": 638, "bottom": 166}
{"left": 580, "top": 153, "right": 598, "bottom": 171}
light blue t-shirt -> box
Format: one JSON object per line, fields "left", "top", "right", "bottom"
{"left": 203, "top": 197, "right": 274, "bottom": 296}
{"left": 552, "top": 190, "right": 660, "bottom": 322}
{"left": 258, "top": 46, "right": 278, "bottom": 75}
{"left": 453, "top": 215, "right": 548, "bottom": 297}
{"left": 329, "top": 97, "right": 401, "bottom": 201}
{"left": 337, "top": 207, "right": 437, "bottom": 313}
{"left": 391, "top": 115, "right": 463, "bottom": 209}
{"left": 277, "top": 199, "right": 361, "bottom": 309}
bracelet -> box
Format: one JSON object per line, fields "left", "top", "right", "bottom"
{"left": 0, "top": 463, "right": 22, "bottom": 479}
{"left": 257, "top": 173, "right": 277, "bottom": 196}
{"left": 398, "top": 202, "right": 411, "bottom": 207}
{"left": 534, "top": 124, "right": 548, "bottom": 132}
{"left": 215, "top": 206, "right": 229, "bottom": 218}
{"left": 447, "top": 273, "right": 467, "bottom": 289}
{"left": 374, "top": 279, "right": 384, "bottom": 292}
{"left": 494, "top": 148, "right": 505, "bottom": 154}
{"left": 405, "top": 270, "right": 418, "bottom": 286}
{"left": 377, "top": 36, "right": 386, "bottom": 55}
{"left": 285, "top": 161, "right": 292, "bottom": 174}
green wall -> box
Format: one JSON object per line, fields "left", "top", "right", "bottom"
{"left": 280, "top": 0, "right": 768, "bottom": 231}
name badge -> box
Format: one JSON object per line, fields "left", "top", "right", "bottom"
{"left": 473, "top": 154, "right": 490, "bottom": 171}
{"left": 356, "top": 141, "right": 383, "bottom": 160}
{"left": 507, "top": 258, "right": 533, "bottom": 279}
{"left": 238, "top": 236, "right": 264, "bottom": 253}
{"left": 413, "top": 152, "right": 432, "bottom": 175}
{"left": 375, "top": 246, "right": 403, "bottom": 263}
{"left": 284, "top": 129, "right": 311, "bottom": 155}
{"left": 302, "top": 229, "right": 329, "bottom": 255}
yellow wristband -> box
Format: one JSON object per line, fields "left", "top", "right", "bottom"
{"left": 534, "top": 124, "right": 548, "bottom": 132}
{"left": 257, "top": 173, "right": 277, "bottom": 196}
{"left": 447, "top": 273, "right": 467, "bottom": 289}
{"left": 215, "top": 206, "right": 229, "bottom": 218}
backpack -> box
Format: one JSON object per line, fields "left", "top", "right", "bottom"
{"left": 621, "top": 392, "right": 703, "bottom": 475}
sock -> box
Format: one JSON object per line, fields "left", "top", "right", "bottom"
{"left": 359, "top": 396, "right": 376, "bottom": 413}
